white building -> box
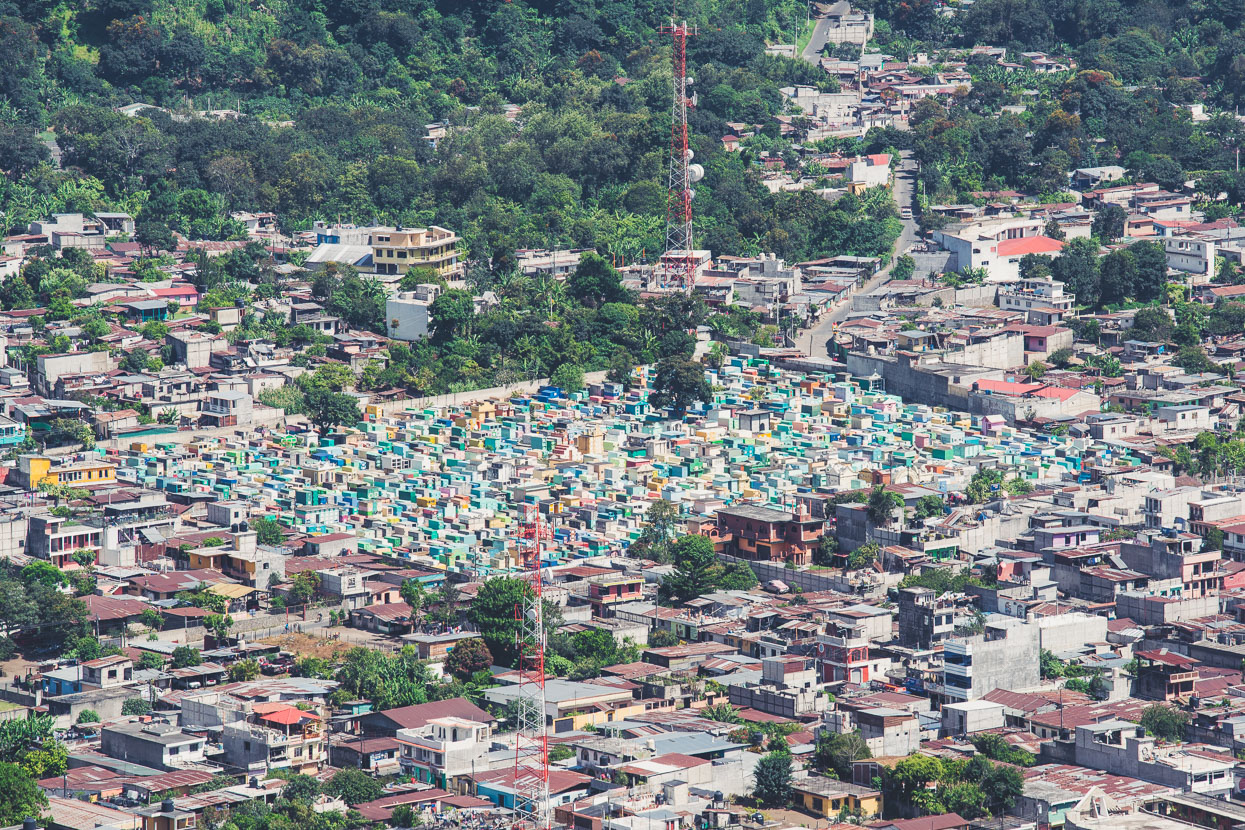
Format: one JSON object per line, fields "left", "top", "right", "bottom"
{"left": 396, "top": 716, "right": 493, "bottom": 789}
{"left": 385, "top": 284, "right": 441, "bottom": 342}
{"left": 1164, "top": 236, "right": 1215, "bottom": 278}
{"left": 998, "top": 276, "right": 1075, "bottom": 323}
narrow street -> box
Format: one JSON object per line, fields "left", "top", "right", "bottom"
{"left": 800, "top": 2, "right": 848, "bottom": 65}
{"left": 792, "top": 4, "right": 922, "bottom": 358}
{"left": 798, "top": 153, "right": 922, "bottom": 357}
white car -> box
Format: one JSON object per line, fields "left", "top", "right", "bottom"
{"left": 900, "top": 208, "right": 912, "bottom": 219}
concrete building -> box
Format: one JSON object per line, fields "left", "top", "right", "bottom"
{"left": 200, "top": 390, "right": 253, "bottom": 428}
{"left": 1120, "top": 531, "right": 1222, "bottom": 598}
{"left": 998, "top": 277, "right": 1077, "bottom": 323}
{"left": 1153, "top": 405, "right": 1215, "bottom": 435}
{"left": 220, "top": 706, "right": 326, "bottom": 775}
{"left": 727, "top": 673, "right": 828, "bottom": 719}
{"left": 369, "top": 226, "right": 463, "bottom": 279}
{"left": 1143, "top": 488, "right": 1201, "bottom": 532}
{"left": 791, "top": 777, "right": 882, "bottom": 820}
{"left": 166, "top": 331, "right": 216, "bottom": 369}
{"left": 897, "top": 587, "right": 960, "bottom": 649}
{"left": 1047, "top": 721, "right": 1235, "bottom": 798}
{"left": 714, "top": 504, "right": 823, "bottom": 566}
{"left": 396, "top": 716, "right": 493, "bottom": 789}
{"left": 941, "top": 700, "right": 1006, "bottom": 736}
{"left": 385, "top": 284, "right": 440, "bottom": 342}
{"left": 27, "top": 513, "right": 104, "bottom": 568}
{"left": 100, "top": 722, "right": 207, "bottom": 771}
{"left": 854, "top": 707, "right": 921, "bottom": 756}
{"left": 941, "top": 617, "right": 1041, "bottom": 704}
{"left": 1164, "top": 236, "right": 1215, "bottom": 277}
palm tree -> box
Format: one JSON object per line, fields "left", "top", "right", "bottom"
{"left": 866, "top": 486, "right": 902, "bottom": 526}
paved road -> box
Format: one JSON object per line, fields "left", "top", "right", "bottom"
{"left": 797, "top": 153, "right": 922, "bottom": 357}
{"left": 800, "top": 1, "right": 851, "bottom": 65}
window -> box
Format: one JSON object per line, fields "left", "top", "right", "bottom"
{"left": 170, "top": 745, "right": 180, "bottom": 755}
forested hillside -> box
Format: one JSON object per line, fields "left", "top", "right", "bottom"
{"left": 0, "top": 0, "right": 898, "bottom": 267}
{"left": 858, "top": 0, "right": 1245, "bottom": 211}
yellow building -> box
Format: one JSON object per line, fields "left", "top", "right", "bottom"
{"left": 792, "top": 777, "right": 883, "bottom": 820}
{"left": 369, "top": 226, "right": 463, "bottom": 278}
{"left": 16, "top": 455, "right": 117, "bottom": 490}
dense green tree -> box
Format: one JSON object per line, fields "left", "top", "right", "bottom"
{"left": 752, "top": 751, "right": 793, "bottom": 807}
{"left": 171, "top": 646, "right": 201, "bottom": 668}
{"left": 866, "top": 486, "right": 904, "bottom": 525}
{"left": 815, "top": 730, "right": 872, "bottom": 779}
{"left": 0, "top": 762, "right": 48, "bottom": 825}
{"left": 1130, "top": 307, "right": 1174, "bottom": 342}
{"left": 305, "top": 388, "right": 361, "bottom": 435}
{"left": 630, "top": 500, "right": 680, "bottom": 562}
{"left": 1098, "top": 249, "right": 1137, "bottom": 307}
{"left": 1051, "top": 237, "right": 1101, "bottom": 309}
{"left": 251, "top": 516, "right": 285, "bottom": 545}
{"left": 428, "top": 289, "right": 475, "bottom": 344}
{"left": 325, "top": 768, "right": 383, "bottom": 806}
{"left": 1092, "top": 204, "right": 1128, "bottom": 241}
{"left": 466, "top": 577, "right": 559, "bottom": 667}
{"left": 444, "top": 638, "right": 494, "bottom": 680}
{"left": 648, "top": 357, "right": 712, "bottom": 417}
{"left": 550, "top": 363, "right": 585, "bottom": 392}
{"left": 121, "top": 698, "right": 152, "bottom": 716}
{"left": 134, "top": 221, "right": 175, "bottom": 256}
{"left": 1140, "top": 705, "right": 1189, "bottom": 742}
{"left": 658, "top": 535, "right": 720, "bottom": 604}
{"left": 1172, "top": 346, "right": 1217, "bottom": 374}
{"left": 567, "top": 253, "right": 625, "bottom": 308}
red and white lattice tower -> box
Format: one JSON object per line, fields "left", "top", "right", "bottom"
{"left": 512, "top": 504, "right": 551, "bottom": 829}
{"left": 661, "top": 16, "right": 701, "bottom": 292}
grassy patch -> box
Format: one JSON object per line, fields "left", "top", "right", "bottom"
{"left": 796, "top": 19, "right": 816, "bottom": 54}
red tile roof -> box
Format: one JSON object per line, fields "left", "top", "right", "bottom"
{"left": 996, "top": 236, "right": 1065, "bottom": 257}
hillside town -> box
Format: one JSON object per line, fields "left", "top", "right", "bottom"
{"left": 6, "top": 1, "right": 1245, "bottom": 830}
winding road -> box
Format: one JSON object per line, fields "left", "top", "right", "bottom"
{"left": 790, "top": 3, "right": 923, "bottom": 357}
{"left": 797, "top": 153, "right": 922, "bottom": 357}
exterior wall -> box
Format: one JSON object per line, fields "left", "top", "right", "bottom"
{"left": 1165, "top": 237, "right": 1215, "bottom": 276}
{"left": 942, "top": 702, "right": 1006, "bottom": 735}
{"left": 386, "top": 294, "right": 433, "bottom": 342}
{"left": 942, "top": 621, "right": 1041, "bottom": 703}
{"left": 727, "top": 683, "right": 827, "bottom": 718}
{"left": 1036, "top": 612, "right": 1109, "bottom": 652}
{"left": 1115, "top": 592, "right": 1218, "bottom": 625}
{"left": 1067, "top": 726, "right": 1233, "bottom": 798}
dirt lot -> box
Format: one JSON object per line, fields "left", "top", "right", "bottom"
{"left": 258, "top": 632, "right": 357, "bottom": 660}
{"left": 258, "top": 628, "right": 400, "bottom": 660}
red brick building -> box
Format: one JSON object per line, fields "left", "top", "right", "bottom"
{"left": 714, "top": 504, "right": 823, "bottom": 565}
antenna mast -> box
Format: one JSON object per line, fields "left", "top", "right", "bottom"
{"left": 513, "top": 503, "right": 551, "bottom": 830}
{"left": 662, "top": 13, "right": 701, "bottom": 293}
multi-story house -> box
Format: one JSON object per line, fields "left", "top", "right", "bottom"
{"left": 101, "top": 722, "right": 208, "bottom": 771}
{"left": 587, "top": 573, "right": 643, "bottom": 617}
{"left": 396, "top": 716, "right": 493, "bottom": 789}
{"left": 220, "top": 705, "right": 326, "bottom": 775}
{"left": 1121, "top": 530, "right": 1223, "bottom": 598}
{"left": 940, "top": 617, "right": 1040, "bottom": 705}
{"left": 369, "top": 226, "right": 463, "bottom": 279}
{"left": 714, "top": 504, "right": 823, "bottom": 566}
{"left": 998, "top": 276, "right": 1076, "bottom": 325}
{"left": 27, "top": 514, "right": 104, "bottom": 568}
